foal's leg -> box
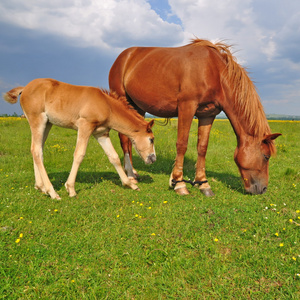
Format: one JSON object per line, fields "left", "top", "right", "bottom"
{"left": 194, "top": 117, "right": 215, "bottom": 197}
{"left": 33, "top": 122, "right": 52, "bottom": 192}
{"left": 29, "top": 115, "right": 60, "bottom": 199}
{"left": 65, "top": 124, "right": 94, "bottom": 197}
{"left": 169, "top": 102, "right": 197, "bottom": 195}
{"left": 94, "top": 133, "right": 139, "bottom": 190}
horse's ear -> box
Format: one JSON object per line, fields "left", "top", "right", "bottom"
{"left": 147, "top": 119, "right": 155, "bottom": 132}
{"left": 263, "top": 133, "right": 282, "bottom": 143}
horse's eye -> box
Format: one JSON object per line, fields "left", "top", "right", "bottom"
{"left": 264, "top": 154, "right": 270, "bottom": 161}
{"left": 149, "top": 138, "right": 154, "bottom": 144}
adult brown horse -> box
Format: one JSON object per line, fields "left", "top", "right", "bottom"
{"left": 3, "top": 78, "right": 156, "bottom": 199}
{"left": 109, "top": 39, "right": 281, "bottom": 196}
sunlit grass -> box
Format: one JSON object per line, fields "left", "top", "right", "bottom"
{"left": 0, "top": 118, "right": 299, "bottom": 299}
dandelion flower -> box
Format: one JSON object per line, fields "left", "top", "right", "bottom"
{"left": 163, "top": 201, "right": 168, "bottom": 204}
{"left": 15, "top": 239, "right": 20, "bottom": 243}
{"left": 117, "top": 215, "right": 120, "bottom": 218}
{"left": 289, "top": 219, "right": 293, "bottom": 223}
{"left": 275, "top": 232, "right": 279, "bottom": 236}
{"left": 148, "top": 207, "right": 152, "bottom": 209}
{"left": 54, "top": 209, "right": 58, "bottom": 212}
{"left": 292, "top": 257, "right": 297, "bottom": 261}
{"left": 214, "top": 238, "right": 219, "bottom": 242}
{"left": 296, "top": 210, "right": 300, "bottom": 214}
{"left": 279, "top": 243, "right": 284, "bottom": 247}
{"left": 151, "top": 233, "right": 156, "bottom": 236}
{"left": 19, "top": 233, "right": 23, "bottom": 238}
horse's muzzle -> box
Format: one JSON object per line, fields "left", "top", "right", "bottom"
{"left": 146, "top": 153, "right": 156, "bottom": 164}
{"left": 246, "top": 184, "right": 267, "bottom": 195}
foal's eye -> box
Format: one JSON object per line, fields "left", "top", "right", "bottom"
{"left": 149, "top": 138, "right": 154, "bottom": 144}
{"left": 263, "top": 154, "right": 270, "bottom": 161}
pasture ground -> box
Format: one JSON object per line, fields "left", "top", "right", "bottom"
{"left": 0, "top": 117, "right": 299, "bottom": 299}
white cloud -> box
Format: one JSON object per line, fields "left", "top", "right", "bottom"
{"left": 169, "top": 0, "right": 300, "bottom": 67}
{"left": 0, "top": 0, "right": 183, "bottom": 51}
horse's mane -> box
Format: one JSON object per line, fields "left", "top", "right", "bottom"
{"left": 100, "top": 88, "right": 146, "bottom": 123}
{"left": 191, "top": 39, "right": 273, "bottom": 143}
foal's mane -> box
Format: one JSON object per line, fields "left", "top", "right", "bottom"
{"left": 100, "top": 89, "right": 146, "bottom": 123}
{"left": 191, "top": 39, "right": 272, "bottom": 141}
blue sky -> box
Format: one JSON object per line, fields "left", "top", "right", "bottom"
{"left": 1, "top": 0, "right": 299, "bottom": 116}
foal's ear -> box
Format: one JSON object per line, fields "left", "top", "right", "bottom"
{"left": 263, "top": 133, "right": 282, "bottom": 143}
{"left": 147, "top": 119, "right": 155, "bottom": 132}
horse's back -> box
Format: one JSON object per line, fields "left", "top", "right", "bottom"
{"left": 20, "top": 79, "right": 110, "bottom": 129}
{"left": 109, "top": 44, "right": 225, "bottom": 117}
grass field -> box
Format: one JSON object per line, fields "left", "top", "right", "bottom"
{"left": 0, "top": 117, "right": 299, "bottom": 299}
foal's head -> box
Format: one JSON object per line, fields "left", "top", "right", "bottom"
{"left": 131, "top": 119, "right": 156, "bottom": 164}
{"left": 234, "top": 133, "right": 281, "bottom": 194}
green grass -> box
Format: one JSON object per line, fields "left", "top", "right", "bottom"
{"left": 0, "top": 117, "right": 299, "bottom": 299}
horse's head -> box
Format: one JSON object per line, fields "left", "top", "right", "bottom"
{"left": 234, "top": 133, "right": 281, "bottom": 194}
{"left": 131, "top": 119, "right": 156, "bottom": 164}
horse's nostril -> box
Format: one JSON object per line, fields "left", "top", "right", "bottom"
{"left": 262, "top": 186, "right": 267, "bottom": 194}
{"left": 150, "top": 153, "right": 156, "bottom": 163}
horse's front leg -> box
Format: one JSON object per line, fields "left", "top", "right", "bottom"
{"left": 194, "top": 117, "right": 215, "bottom": 197}
{"left": 95, "top": 133, "right": 139, "bottom": 190}
{"left": 65, "top": 123, "right": 93, "bottom": 197}
{"left": 169, "top": 103, "right": 196, "bottom": 195}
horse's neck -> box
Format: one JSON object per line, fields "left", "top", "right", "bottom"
{"left": 108, "top": 101, "right": 142, "bottom": 138}
{"left": 223, "top": 104, "right": 257, "bottom": 145}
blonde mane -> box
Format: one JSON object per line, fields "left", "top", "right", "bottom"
{"left": 100, "top": 88, "right": 146, "bottom": 123}
{"left": 192, "top": 39, "right": 272, "bottom": 140}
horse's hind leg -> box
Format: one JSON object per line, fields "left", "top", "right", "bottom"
{"left": 118, "top": 133, "right": 138, "bottom": 183}
{"left": 194, "top": 117, "right": 215, "bottom": 197}
{"left": 29, "top": 115, "right": 60, "bottom": 199}
{"left": 33, "top": 122, "right": 52, "bottom": 192}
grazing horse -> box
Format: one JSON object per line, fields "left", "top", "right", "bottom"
{"left": 3, "top": 78, "right": 156, "bottom": 199}
{"left": 109, "top": 39, "right": 281, "bottom": 196}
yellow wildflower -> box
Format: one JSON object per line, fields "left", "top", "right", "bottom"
{"left": 214, "top": 238, "right": 219, "bottom": 242}
{"left": 275, "top": 232, "right": 279, "bottom": 236}
{"left": 279, "top": 243, "right": 284, "bottom": 247}
{"left": 15, "top": 239, "right": 20, "bottom": 243}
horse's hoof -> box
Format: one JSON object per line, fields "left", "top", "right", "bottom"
{"left": 128, "top": 176, "right": 138, "bottom": 184}
{"left": 175, "top": 187, "right": 190, "bottom": 195}
{"left": 200, "top": 188, "right": 215, "bottom": 197}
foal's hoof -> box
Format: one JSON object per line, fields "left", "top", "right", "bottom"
{"left": 200, "top": 188, "right": 215, "bottom": 197}
{"left": 175, "top": 187, "right": 190, "bottom": 195}
{"left": 128, "top": 176, "right": 138, "bottom": 184}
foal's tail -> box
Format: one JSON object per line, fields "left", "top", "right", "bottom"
{"left": 3, "top": 87, "right": 24, "bottom": 104}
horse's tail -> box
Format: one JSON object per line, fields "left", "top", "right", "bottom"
{"left": 3, "top": 87, "right": 24, "bottom": 104}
